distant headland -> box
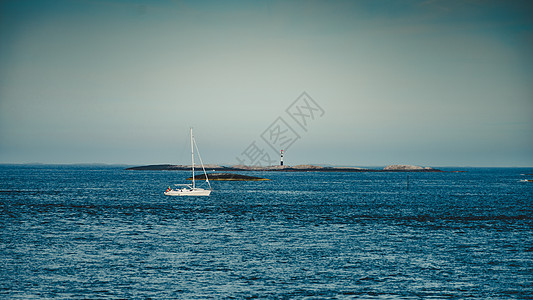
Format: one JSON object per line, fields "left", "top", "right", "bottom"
{"left": 126, "top": 164, "right": 443, "bottom": 172}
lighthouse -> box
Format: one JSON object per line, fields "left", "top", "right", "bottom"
{"left": 280, "top": 150, "right": 284, "bottom": 166}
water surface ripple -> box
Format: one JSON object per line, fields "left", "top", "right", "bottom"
{"left": 1, "top": 165, "right": 532, "bottom": 298}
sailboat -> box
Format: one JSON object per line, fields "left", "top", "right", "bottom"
{"left": 165, "top": 128, "right": 212, "bottom": 196}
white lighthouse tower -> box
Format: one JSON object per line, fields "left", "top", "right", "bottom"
{"left": 280, "top": 149, "right": 284, "bottom": 166}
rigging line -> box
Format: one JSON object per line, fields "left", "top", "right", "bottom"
{"left": 193, "top": 136, "right": 212, "bottom": 190}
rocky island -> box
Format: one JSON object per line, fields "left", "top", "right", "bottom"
{"left": 126, "top": 164, "right": 442, "bottom": 172}
{"left": 383, "top": 165, "right": 436, "bottom": 171}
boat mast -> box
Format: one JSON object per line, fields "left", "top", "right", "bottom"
{"left": 191, "top": 127, "right": 195, "bottom": 189}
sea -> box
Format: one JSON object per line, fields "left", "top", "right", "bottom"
{"left": 1, "top": 165, "right": 532, "bottom": 299}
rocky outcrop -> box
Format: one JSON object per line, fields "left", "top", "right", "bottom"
{"left": 126, "top": 164, "right": 222, "bottom": 171}
{"left": 292, "top": 164, "right": 324, "bottom": 169}
{"left": 383, "top": 165, "right": 434, "bottom": 171}
{"left": 127, "top": 164, "right": 442, "bottom": 172}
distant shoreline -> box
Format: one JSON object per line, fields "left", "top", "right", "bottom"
{"left": 126, "top": 164, "right": 444, "bottom": 172}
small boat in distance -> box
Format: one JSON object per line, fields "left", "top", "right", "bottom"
{"left": 165, "top": 128, "right": 212, "bottom": 196}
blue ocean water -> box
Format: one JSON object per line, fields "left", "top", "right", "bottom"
{"left": 1, "top": 165, "right": 532, "bottom": 299}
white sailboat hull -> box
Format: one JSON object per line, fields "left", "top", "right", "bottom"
{"left": 165, "top": 188, "right": 211, "bottom": 196}
{"left": 165, "top": 128, "right": 212, "bottom": 197}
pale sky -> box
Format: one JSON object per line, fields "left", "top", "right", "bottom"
{"left": 1, "top": 0, "right": 532, "bottom": 167}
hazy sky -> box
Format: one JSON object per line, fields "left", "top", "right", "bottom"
{"left": 1, "top": 0, "right": 532, "bottom": 167}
